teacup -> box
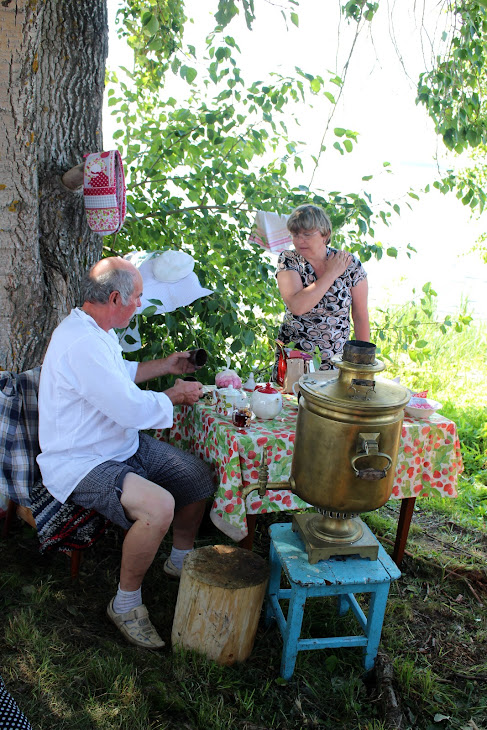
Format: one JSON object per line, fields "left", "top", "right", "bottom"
{"left": 232, "top": 406, "right": 253, "bottom": 429}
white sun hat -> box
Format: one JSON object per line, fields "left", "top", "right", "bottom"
{"left": 151, "top": 249, "right": 195, "bottom": 282}
{"left": 119, "top": 250, "right": 213, "bottom": 352}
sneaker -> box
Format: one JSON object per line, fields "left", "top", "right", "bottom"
{"left": 163, "top": 557, "right": 182, "bottom": 579}
{"left": 106, "top": 598, "right": 165, "bottom": 649}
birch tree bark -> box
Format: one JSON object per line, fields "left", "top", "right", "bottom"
{"left": 0, "top": 0, "right": 108, "bottom": 372}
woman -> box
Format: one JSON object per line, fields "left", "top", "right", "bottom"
{"left": 274, "top": 204, "right": 370, "bottom": 374}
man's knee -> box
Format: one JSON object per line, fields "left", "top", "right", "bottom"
{"left": 121, "top": 474, "right": 175, "bottom": 530}
{"left": 140, "top": 489, "right": 175, "bottom": 531}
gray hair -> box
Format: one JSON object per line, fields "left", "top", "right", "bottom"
{"left": 82, "top": 266, "right": 136, "bottom": 305}
{"left": 287, "top": 204, "right": 332, "bottom": 239}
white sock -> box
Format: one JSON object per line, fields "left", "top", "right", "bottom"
{"left": 169, "top": 547, "right": 192, "bottom": 570}
{"left": 112, "top": 584, "right": 142, "bottom": 614}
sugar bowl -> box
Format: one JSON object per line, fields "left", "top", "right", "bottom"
{"left": 215, "top": 385, "right": 249, "bottom": 417}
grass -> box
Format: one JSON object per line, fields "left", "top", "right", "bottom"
{"left": 1, "top": 307, "right": 487, "bottom": 729}
{"left": 1, "top": 517, "right": 485, "bottom": 730}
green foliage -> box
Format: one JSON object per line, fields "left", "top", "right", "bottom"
{"left": 107, "top": 2, "right": 399, "bottom": 380}
{"left": 342, "top": 1, "right": 379, "bottom": 23}
{"left": 370, "top": 282, "right": 473, "bottom": 370}
{"left": 115, "top": 0, "right": 186, "bottom": 89}
{"left": 372, "top": 297, "right": 487, "bottom": 521}
{"left": 415, "top": 2, "right": 487, "bottom": 214}
{"left": 443, "top": 402, "right": 487, "bottom": 484}
{"left": 417, "top": 3, "right": 487, "bottom": 155}
{"left": 424, "top": 166, "right": 487, "bottom": 214}
{"left": 215, "top": 0, "right": 256, "bottom": 30}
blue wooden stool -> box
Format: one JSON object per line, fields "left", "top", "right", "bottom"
{"left": 265, "top": 523, "right": 401, "bottom": 679}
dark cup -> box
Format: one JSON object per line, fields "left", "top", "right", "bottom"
{"left": 232, "top": 408, "right": 252, "bottom": 429}
{"left": 187, "top": 348, "right": 208, "bottom": 368}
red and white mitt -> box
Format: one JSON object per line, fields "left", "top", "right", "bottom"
{"left": 83, "top": 150, "right": 126, "bottom": 235}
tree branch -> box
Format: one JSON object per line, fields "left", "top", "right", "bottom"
{"left": 60, "top": 162, "right": 85, "bottom": 192}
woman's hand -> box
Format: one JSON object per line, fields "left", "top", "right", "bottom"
{"left": 277, "top": 249, "right": 353, "bottom": 317}
{"left": 322, "top": 250, "right": 352, "bottom": 281}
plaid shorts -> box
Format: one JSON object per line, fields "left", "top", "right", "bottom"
{"left": 69, "top": 432, "right": 215, "bottom": 530}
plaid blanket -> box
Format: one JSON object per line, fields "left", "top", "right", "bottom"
{"left": 0, "top": 368, "right": 109, "bottom": 553}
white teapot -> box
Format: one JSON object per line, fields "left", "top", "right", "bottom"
{"left": 251, "top": 383, "right": 283, "bottom": 420}
{"left": 215, "top": 385, "right": 249, "bottom": 417}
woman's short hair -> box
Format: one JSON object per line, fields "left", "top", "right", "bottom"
{"left": 287, "top": 204, "right": 332, "bottom": 238}
{"left": 82, "top": 267, "right": 136, "bottom": 305}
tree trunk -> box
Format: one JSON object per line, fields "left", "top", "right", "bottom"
{"left": 0, "top": 0, "right": 108, "bottom": 372}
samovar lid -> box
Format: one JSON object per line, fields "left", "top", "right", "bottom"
{"left": 297, "top": 341, "right": 411, "bottom": 412}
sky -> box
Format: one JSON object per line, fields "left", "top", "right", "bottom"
{"left": 104, "top": 0, "right": 487, "bottom": 320}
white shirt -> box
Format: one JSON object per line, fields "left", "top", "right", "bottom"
{"left": 37, "top": 308, "right": 174, "bottom": 502}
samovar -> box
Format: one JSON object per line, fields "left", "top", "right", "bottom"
{"left": 242, "top": 340, "right": 410, "bottom": 562}
{"left": 290, "top": 340, "right": 410, "bottom": 561}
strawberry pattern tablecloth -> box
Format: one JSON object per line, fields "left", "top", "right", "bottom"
{"left": 155, "top": 397, "right": 463, "bottom": 542}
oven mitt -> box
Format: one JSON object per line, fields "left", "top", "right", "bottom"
{"left": 83, "top": 150, "right": 126, "bottom": 235}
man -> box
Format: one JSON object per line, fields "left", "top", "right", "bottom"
{"left": 37, "top": 256, "right": 215, "bottom": 650}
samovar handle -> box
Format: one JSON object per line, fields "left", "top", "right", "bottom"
{"left": 350, "top": 451, "right": 393, "bottom": 480}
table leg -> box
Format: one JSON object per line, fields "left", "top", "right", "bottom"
{"left": 1, "top": 499, "right": 18, "bottom": 538}
{"left": 238, "top": 514, "right": 257, "bottom": 550}
{"left": 392, "top": 497, "right": 416, "bottom": 566}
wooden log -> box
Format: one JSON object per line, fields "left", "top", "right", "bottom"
{"left": 171, "top": 544, "right": 269, "bottom": 665}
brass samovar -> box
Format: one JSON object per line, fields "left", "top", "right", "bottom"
{"left": 290, "top": 340, "right": 410, "bottom": 561}
{"left": 242, "top": 340, "right": 410, "bottom": 562}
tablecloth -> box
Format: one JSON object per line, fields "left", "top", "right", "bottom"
{"left": 155, "top": 395, "right": 463, "bottom": 542}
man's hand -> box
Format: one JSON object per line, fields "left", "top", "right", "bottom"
{"left": 134, "top": 351, "right": 196, "bottom": 383}
{"left": 164, "top": 352, "right": 198, "bottom": 376}
{"left": 165, "top": 378, "right": 203, "bottom": 406}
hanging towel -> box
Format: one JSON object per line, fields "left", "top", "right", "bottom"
{"left": 83, "top": 150, "right": 126, "bottom": 235}
{"left": 248, "top": 210, "right": 292, "bottom": 254}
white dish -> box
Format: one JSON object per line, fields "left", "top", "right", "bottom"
{"left": 405, "top": 397, "right": 442, "bottom": 419}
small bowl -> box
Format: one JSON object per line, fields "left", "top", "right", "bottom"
{"left": 405, "top": 397, "right": 442, "bottom": 419}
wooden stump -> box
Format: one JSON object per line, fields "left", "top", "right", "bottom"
{"left": 171, "top": 544, "right": 270, "bottom": 665}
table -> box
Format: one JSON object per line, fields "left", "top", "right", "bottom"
{"left": 155, "top": 395, "right": 463, "bottom": 564}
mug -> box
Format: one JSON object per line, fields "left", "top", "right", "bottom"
{"left": 187, "top": 348, "right": 208, "bottom": 368}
